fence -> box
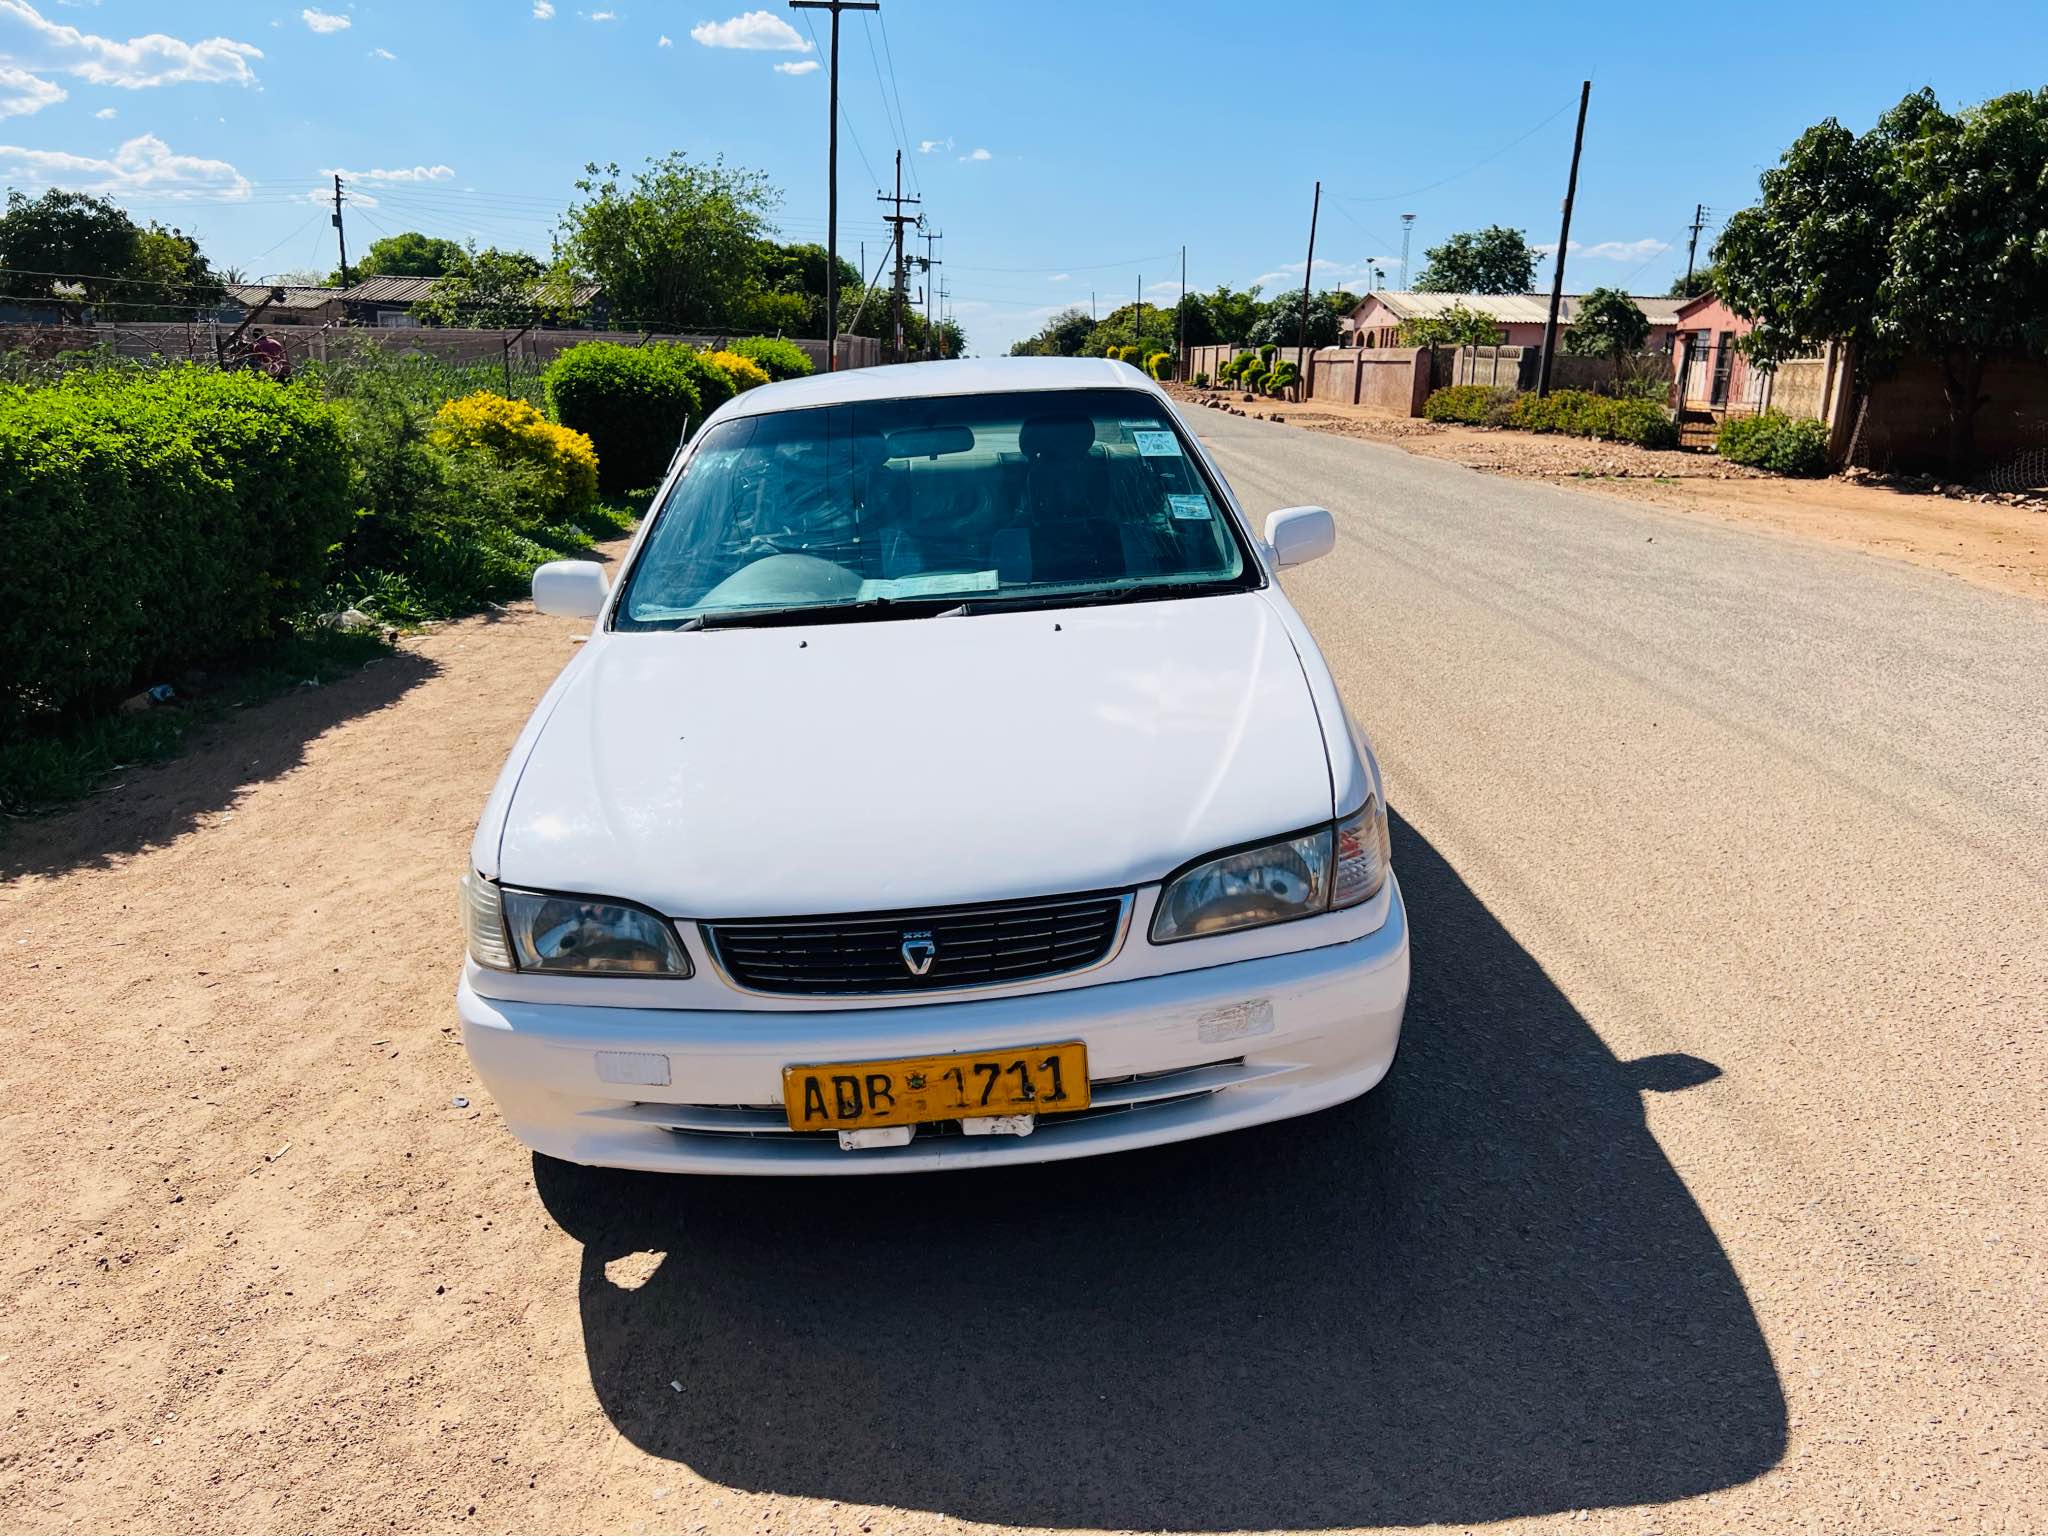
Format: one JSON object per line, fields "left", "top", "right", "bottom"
{"left": 0, "top": 321, "right": 883, "bottom": 380}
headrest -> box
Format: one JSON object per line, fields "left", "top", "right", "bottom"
{"left": 1018, "top": 413, "right": 1096, "bottom": 460}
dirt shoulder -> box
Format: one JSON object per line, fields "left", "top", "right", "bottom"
{"left": 1171, "top": 385, "right": 2048, "bottom": 602}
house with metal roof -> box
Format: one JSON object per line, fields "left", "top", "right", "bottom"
{"left": 338, "top": 274, "right": 605, "bottom": 328}
{"left": 1344, "top": 290, "right": 1689, "bottom": 350}
{"left": 221, "top": 284, "right": 345, "bottom": 326}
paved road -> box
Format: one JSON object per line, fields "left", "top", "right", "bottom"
{"left": 4, "top": 415, "right": 2040, "bottom": 1533}
{"left": 1194, "top": 409, "right": 2048, "bottom": 1526}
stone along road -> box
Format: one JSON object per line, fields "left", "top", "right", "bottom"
{"left": 1, "top": 409, "right": 2041, "bottom": 1532}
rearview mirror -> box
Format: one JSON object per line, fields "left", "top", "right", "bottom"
{"left": 533, "top": 560, "right": 610, "bottom": 618}
{"left": 1264, "top": 505, "right": 1336, "bottom": 568}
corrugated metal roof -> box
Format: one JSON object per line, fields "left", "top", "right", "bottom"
{"left": 1352, "top": 291, "right": 1690, "bottom": 325}
{"left": 226, "top": 284, "right": 341, "bottom": 311}
{"left": 338, "top": 275, "right": 603, "bottom": 306}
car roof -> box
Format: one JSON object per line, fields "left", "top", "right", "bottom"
{"left": 716, "top": 356, "right": 1162, "bottom": 419}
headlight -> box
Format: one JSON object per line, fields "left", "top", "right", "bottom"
{"left": 1151, "top": 795, "right": 1387, "bottom": 944}
{"left": 461, "top": 873, "right": 691, "bottom": 977}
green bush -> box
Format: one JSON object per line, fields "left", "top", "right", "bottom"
{"left": 1423, "top": 383, "right": 1518, "bottom": 425}
{"left": 1227, "top": 351, "right": 1258, "bottom": 386}
{"left": 0, "top": 367, "right": 350, "bottom": 728}
{"left": 1716, "top": 410, "right": 1829, "bottom": 475}
{"left": 1509, "top": 388, "right": 1676, "bottom": 448}
{"left": 1146, "top": 351, "right": 1173, "bottom": 381}
{"left": 726, "top": 334, "right": 814, "bottom": 381}
{"left": 332, "top": 364, "right": 630, "bottom": 625}
{"left": 1257, "top": 343, "right": 1277, "bottom": 366}
{"left": 1193, "top": 371, "right": 1209, "bottom": 389}
{"left": 545, "top": 342, "right": 704, "bottom": 495}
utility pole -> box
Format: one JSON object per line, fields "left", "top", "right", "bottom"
{"left": 921, "top": 226, "right": 941, "bottom": 359}
{"left": 1536, "top": 79, "right": 1591, "bottom": 397}
{"left": 789, "top": 0, "right": 878, "bottom": 370}
{"left": 1682, "top": 202, "right": 1709, "bottom": 293}
{"left": 1399, "top": 212, "right": 1415, "bottom": 289}
{"left": 876, "top": 148, "right": 920, "bottom": 363}
{"left": 331, "top": 173, "right": 350, "bottom": 289}
{"left": 1177, "top": 244, "right": 1186, "bottom": 377}
{"left": 1294, "top": 180, "right": 1321, "bottom": 377}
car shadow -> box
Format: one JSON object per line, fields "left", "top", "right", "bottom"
{"left": 533, "top": 812, "right": 1786, "bottom": 1528}
{"left": 0, "top": 647, "right": 439, "bottom": 882}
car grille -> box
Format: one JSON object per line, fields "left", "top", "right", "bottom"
{"left": 704, "top": 893, "right": 1130, "bottom": 996}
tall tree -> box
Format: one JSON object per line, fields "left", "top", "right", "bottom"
{"left": 1666, "top": 265, "right": 1717, "bottom": 299}
{"left": 556, "top": 152, "right": 777, "bottom": 330}
{"left": 1008, "top": 306, "right": 1096, "bottom": 357}
{"left": 412, "top": 243, "right": 581, "bottom": 327}
{"left": 1716, "top": 86, "right": 2048, "bottom": 472}
{"left": 125, "top": 224, "right": 226, "bottom": 320}
{"left": 0, "top": 189, "right": 139, "bottom": 310}
{"left": 1413, "top": 225, "right": 1536, "bottom": 294}
{"left": 1396, "top": 303, "right": 1504, "bottom": 347}
{"left": 1564, "top": 286, "right": 1652, "bottom": 381}
{"left": 347, "top": 231, "right": 468, "bottom": 281}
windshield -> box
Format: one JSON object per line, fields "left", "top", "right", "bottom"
{"left": 614, "top": 387, "right": 1254, "bottom": 628}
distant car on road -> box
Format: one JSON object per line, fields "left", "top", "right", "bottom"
{"left": 458, "top": 357, "right": 1409, "bottom": 1172}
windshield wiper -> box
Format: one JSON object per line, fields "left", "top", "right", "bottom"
{"left": 947, "top": 580, "right": 1234, "bottom": 615}
{"left": 669, "top": 596, "right": 962, "bottom": 631}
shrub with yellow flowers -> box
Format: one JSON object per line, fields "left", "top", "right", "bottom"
{"left": 429, "top": 391, "right": 599, "bottom": 522}
{"left": 706, "top": 349, "right": 773, "bottom": 394}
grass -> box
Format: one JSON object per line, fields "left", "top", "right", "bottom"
{"left": 0, "top": 627, "right": 393, "bottom": 818}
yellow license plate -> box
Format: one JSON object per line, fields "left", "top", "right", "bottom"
{"left": 782, "top": 1042, "right": 1091, "bottom": 1131}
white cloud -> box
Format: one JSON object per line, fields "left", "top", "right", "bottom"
{"left": 532, "top": 0, "right": 554, "bottom": 15}
{"left": 0, "top": 132, "right": 249, "bottom": 198}
{"left": 1534, "top": 237, "right": 1672, "bottom": 263}
{"left": 590, "top": 9, "right": 616, "bottom": 19}
{"left": 1047, "top": 272, "right": 1069, "bottom": 282}
{"left": 772, "top": 58, "right": 817, "bottom": 74}
{"left": 368, "top": 46, "right": 395, "bottom": 59}
{"left": 958, "top": 146, "right": 991, "bottom": 162}
{"left": 92, "top": 104, "right": 113, "bottom": 118}
{"left": 300, "top": 7, "right": 349, "bottom": 32}
{"left": 657, "top": 32, "right": 671, "bottom": 45}
{"left": 327, "top": 162, "right": 453, "bottom": 182}
{"left": 0, "top": 62, "right": 64, "bottom": 116}
{"left": 917, "top": 137, "right": 951, "bottom": 154}
{"left": 689, "top": 9, "right": 809, "bottom": 50}
{"left": 0, "top": 0, "right": 263, "bottom": 88}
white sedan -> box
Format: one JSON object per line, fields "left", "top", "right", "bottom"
{"left": 458, "top": 357, "right": 1409, "bottom": 1173}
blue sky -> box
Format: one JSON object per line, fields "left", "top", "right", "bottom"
{"left": 0, "top": 0, "right": 2039, "bottom": 351}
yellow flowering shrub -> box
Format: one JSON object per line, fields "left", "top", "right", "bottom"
{"left": 706, "top": 349, "right": 772, "bottom": 393}
{"left": 430, "top": 391, "right": 599, "bottom": 521}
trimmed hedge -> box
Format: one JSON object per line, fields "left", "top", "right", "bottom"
{"left": 1509, "top": 389, "right": 1678, "bottom": 448}
{"left": 1146, "top": 351, "right": 1174, "bottom": 381}
{"left": 1717, "top": 410, "right": 1829, "bottom": 475}
{"left": 430, "top": 391, "right": 598, "bottom": 522}
{"left": 727, "top": 334, "right": 814, "bottom": 381}
{"left": 0, "top": 367, "right": 350, "bottom": 726}
{"left": 1423, "top": 384, "right": 1518, "bottom": 426}
{"left": 545, "top": 342, "right": 707, "bottom": 495}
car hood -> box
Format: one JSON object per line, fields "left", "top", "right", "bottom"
{"left": 495, "top": 590, "right": 1334, "bottom": 917}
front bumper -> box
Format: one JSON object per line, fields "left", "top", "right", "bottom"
{"left": 458, "top": 875, "right": 1408, "bottom": 1174}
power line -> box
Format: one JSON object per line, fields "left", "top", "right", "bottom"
{"left": 874, "top": 9, "right": 920, "bottom": 196}
{"left": 861, "top": 11, "right": 918, "bottom": 198}
{"left": 948, "top": 250, "right": 1174, "bottom": 274}
{"left": 1332, "top": 95, "right": 1579, "bottom": 204}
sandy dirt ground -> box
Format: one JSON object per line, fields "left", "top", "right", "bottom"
{"left": 1173, "top": 387, "right": 2048, "bottom": 602}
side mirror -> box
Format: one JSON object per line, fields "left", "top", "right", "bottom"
{"left": 533, "top": 560, "right": 610, "bottom": 618}
{"left": 1264, "top": 505, "right": 1336, "bottom": 568}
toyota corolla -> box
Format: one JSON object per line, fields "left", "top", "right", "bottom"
{"left": 458, "top": 356, "right": 1409, "bottom": 1173}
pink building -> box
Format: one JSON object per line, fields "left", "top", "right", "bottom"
{"left": 1670, "top": 292, "right": 1762, "bottom": 413}
{"left": 1343, "top": 290, "right": 1688, "bottom": 351}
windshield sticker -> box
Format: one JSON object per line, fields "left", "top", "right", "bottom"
{"left": 1167, "top": 494, "right": 1211, "bottom": 521}
{"left": 858, "top": 570, "right": 999, "bottom": 600}
{"left": 1131, "top": 429, "right": 1182, "bottom": 458}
